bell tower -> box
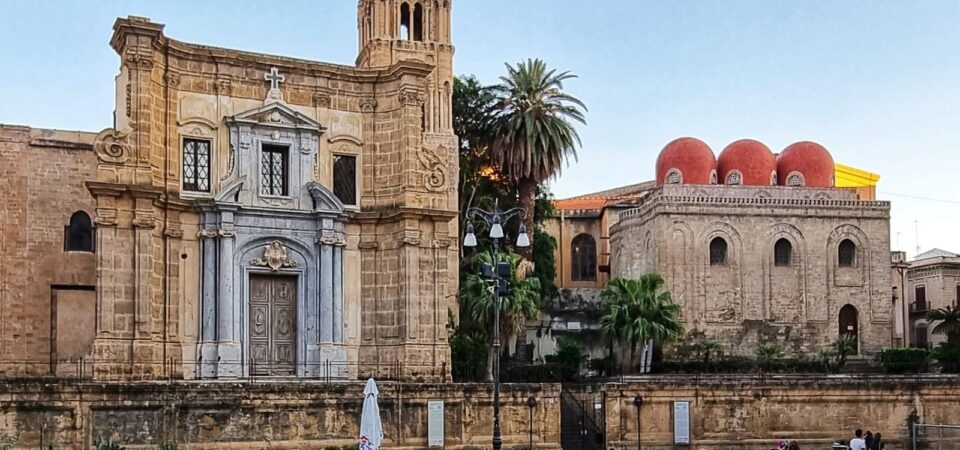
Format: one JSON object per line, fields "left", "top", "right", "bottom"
{"left": 357, "top": 0, "right": 454, "bottom": 133}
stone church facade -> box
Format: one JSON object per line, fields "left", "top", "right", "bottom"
{"left": 0, "top": 0, "right": 458, "bottom": 381}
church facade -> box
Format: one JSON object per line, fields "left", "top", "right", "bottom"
{"left": 0, "top": 0, "right": 458, "bottom": 381}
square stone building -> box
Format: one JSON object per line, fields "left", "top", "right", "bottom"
{"left": 0, "top": 0, "right": 458, "bottom": 381}
{"left": 609, "top": 138, "right": 894, "bottom": 357}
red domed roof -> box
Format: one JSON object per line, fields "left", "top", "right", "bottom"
{"left": 777, "top": 141, "right": 835, "bottom": 187}
{"left": 655, "top": 137, "right": 717, "bottom": 186}
{"left": 717, "top": 139, "right": 777, "bottom": 186}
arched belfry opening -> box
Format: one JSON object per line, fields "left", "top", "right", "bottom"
{"left": 400, "top": 2, "right": 410, "bottom": 40}
{"left": 413, "top": 3, "right": 424, "bottom": 41}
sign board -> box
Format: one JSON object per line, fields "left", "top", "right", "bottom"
{"left": 673, "top": 401, "right": 690, "bottom": 445}
{"left": 428, "top": 400, "right": 444, "bottom": 447}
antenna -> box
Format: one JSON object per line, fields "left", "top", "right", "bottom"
{"left": 896, "top": 232, "right": 901, "bottom": 252}
{"left": 914, "top": 220, "right": 920, "bottom": 257}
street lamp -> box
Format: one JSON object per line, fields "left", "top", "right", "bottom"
{"left": 463, "top": 200, "right": 530, "bottom": 450}
{"left": 634, "top": 395, "right": 644, "bottom": 450}
{"left": 527, "top": 396, "right": 538, "bottom": 450}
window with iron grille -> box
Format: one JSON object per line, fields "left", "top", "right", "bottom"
{"left": 260, "top": 144, "right": 289, "bottom": 196}
{"left": 333, "top": 155, "right": 357, "bottom": 206}
{"left": 182, "top": 138, "right": 211, "bottom": 192}
{"left": 838, "top": 239, "right": 856, "bottom": 267}
{"left": 774, "top": 238, "right": 792, "bottom": 266}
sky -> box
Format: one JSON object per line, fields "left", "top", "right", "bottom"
{"left": 2, "top": 1, "right": 959, "bottom": 257}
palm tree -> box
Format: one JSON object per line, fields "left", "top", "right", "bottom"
{"left": 489, "top": 59, "right": 587, "bottom": 256}
{"left": 599, "top": 275, "right": 684, "bottom": 373}
{"left": 831, "top": 334, "right": 858, "bottom": 368}
{"left": 755, "top": 343, "right": 785, "bottom": 371}
{"left": 460, "top": 251, "right": 541, "bottom": 380}
{"left": 696, "top": 338, "right": 724, "bottom": 364}
{"left": 927, "top": 305, "right": 960, "bottom": 343}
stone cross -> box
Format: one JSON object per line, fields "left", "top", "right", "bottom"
{"left": 264, "top": 67, "right": 285, "bottom": 90}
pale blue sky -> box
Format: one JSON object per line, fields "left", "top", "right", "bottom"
{"left": 2, "top": 1, "right": 959, "bottom": 256}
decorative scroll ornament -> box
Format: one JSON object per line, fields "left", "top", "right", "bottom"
{"left": 251, "top": 241, "right": 298, "bottom": 271}
{"left": 417, "top": 145, "right": 448, "bottom": 191}
{"left": 94, "top": 128, "right": 132, "bottom": 164}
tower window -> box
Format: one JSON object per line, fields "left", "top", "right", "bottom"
{"left": 774, "top": 238, "right": 792, "bottom": 267}
{"left": 182, "top": 138, "right": 211, "bottom": 192}
{"left": 726, "top": 171, "right": 742, "bottom": 185}
{"left": 413, "top": 3, "right": 424, "bottom": 41}
{"left": 915, "top": 286, "right": 926, "bottom": 311}
{"left": 571, "top": 234, "right": 597, "bottom": 282}
{"left": 666, "top": 169, "right": 681, "bottom": 184}
{"left": 260, "top": 144, "right": 289, "bottom": 196}
{"left": 709, "top": 237, "right": 728, "bottom": 266}
{"left": 333, "top": 155, "right": 357, "bottom": 206}
{"left": 838, "top": 239, "right": 856, "bottom": 267}
{"left": 787, "top": 173, "right": 805, "bottom": 187}
{"left": 400, "top": 2, "right": 411, "bottom": 40}
{"left": 65, "top": 211, "right": 94, "bottom": 252}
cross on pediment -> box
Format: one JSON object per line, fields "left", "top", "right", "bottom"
{"left": 264, "top": 67, "right": 285, "bottom": 90}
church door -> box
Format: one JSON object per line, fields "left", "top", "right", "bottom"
{"left": 838, "top": 304, "right": 859, "bottom": 354}
{"left": 249, "top": 275, "right": 297, "bottom": 376}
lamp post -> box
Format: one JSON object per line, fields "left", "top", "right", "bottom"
{"left": 463, "top": 200, "right": 530, "bottom": 450}
{"left": 634, "top": 395, "right": 644, "bottom": 450}
{"left": 527, "top": 396, "right": 538, "bottom": 450}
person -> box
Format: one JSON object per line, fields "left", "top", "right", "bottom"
{"left": 850, "top": 429, "right": 867, "bottom": 450}
{"left": 865, "top": 431, "right": 874, "bottom": 449}
{"left": 871, "top": 432, "right": 884, "bottom": 450}
{"left": 788, "top": 441, "right": 800, "bottom": 450}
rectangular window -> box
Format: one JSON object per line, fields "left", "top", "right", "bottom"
{"left": 260, "top": 144, "right": 288, "bottom": 196}
{"left": 183, "top": 138, "right": 211, "bottom": 192}
{"left": 333, "top": 154, "right": 357, "bottom": 206}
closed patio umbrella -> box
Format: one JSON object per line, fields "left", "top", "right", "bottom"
{"left": 359, "top": 378, "right": 384, "bottom": 450}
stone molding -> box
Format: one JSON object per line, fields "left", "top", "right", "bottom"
{"left": 93, "top": 128, "right": 132, "bottom": 164}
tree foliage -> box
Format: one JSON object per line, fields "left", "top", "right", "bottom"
{"left": 927, "top": 305, "right": 960, "bottom": 343}
{"left": 599, "top": 275, "right": 684, "bottom": 370}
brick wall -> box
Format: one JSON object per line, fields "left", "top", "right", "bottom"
{"left": 0, "top": 125, "right": 98, "bottom": 376}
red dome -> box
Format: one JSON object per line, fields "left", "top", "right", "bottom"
{"left": 717, "top": 139, "right": 777, "bottom": 186}
{"left": 655, "top": 137, "right": 717, "bottom": 186}
{"left": 777, "top": 141, "right": 835, "bottom": 187}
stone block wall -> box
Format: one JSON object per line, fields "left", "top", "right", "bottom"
{"left": 0, "top": 381, "right": 561, "bottom": 450}
{"left": 0, "top": 125, "right": 98, "bottom": 377}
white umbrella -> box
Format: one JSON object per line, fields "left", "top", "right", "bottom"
{"left": 359, "top": 378, "right": 384, "bottom": 450}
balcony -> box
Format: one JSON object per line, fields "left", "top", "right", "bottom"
{"left": 909, "top": 301, "right": 929, "bottom": 315}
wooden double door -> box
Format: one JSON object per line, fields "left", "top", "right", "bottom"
{"left": 249, "top": 275, "right": 297, "bottom": 376}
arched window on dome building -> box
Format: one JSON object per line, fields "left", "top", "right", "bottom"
{"left": 770, "top": 172, "right": 778, "bottom": 185}
{"left": 666, "top": 169, "right": 681, "bottom": 184}
{"left": 709, "top": 237, "right": 728, "bottom": 266}
{"left": 838, "top": 239, "right": 856, "bottom": 267}
{"left": 787, "top": 172, "right": 805, "bottom": 187}
{"left": 571, "top": 234, "right": 597, "bottom": 282}
{"left": 774, "top": 238, "right": 792, "bottom": 267}
{"left": 710, "top": 170, "right": 718, "bottom": 184}
{"left": 725, "top": 171, "right": 742, "bottom": 186}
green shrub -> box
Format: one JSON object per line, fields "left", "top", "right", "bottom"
{"left": 544, "top": 338, "right": 583, "bottom": 379}
{"left": 756, "top": 343, "right": 785, "bottom": 370}
{"left": 158, "top": 445, "right": 179, "bottom": 450}
{"left": 95, "top": 437, "right": 126, "bottom": 450}
{"left": 880, "top": 348, "right": 930, "bottom": 373}
{"left": 342, "top": 444, "right": 360, "bottom": 450}
{"left": 932, "top": 341, "right": 960, "bottom": 373}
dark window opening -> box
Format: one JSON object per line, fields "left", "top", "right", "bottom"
{"left": 413, "top": 3, "right": 424, "bottom": 41}
{"left": 916, "top": 324, "right": 928, "bottom": 348}
{"left": 838, "top": 239, "right": 856, "bottom": 267}
{"left": 571, "top": 234, "right": 597, "bottom": 282}
{"left": 916, "top": 286, "right": 927, "bottom": 311}
{"left": 709, "top": 237, "right": 727, "bottom": 266}
{"left": 182, "top": 138, "right": 211, "bottom": 192}
{"left": 400, "top": 2, "right": 410, "bottom": 40}
{"left": 774, "top": 238, "right": 792, "bottom": 267}
{"left": 260, "top": 144, "right": 289, "bottom": 196}
{"left": 65, "top": 211, "right": 94, "bottom": 252}
{"left": 333, "top": 155, "right": 357, "bottom": 206}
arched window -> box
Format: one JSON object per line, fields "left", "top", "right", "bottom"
{"left": 774, "top": 238, "right": 792, "bottom": 267}
{"left": 413, "top": 3, "right": 424, "bottom": 41}
{"left": 65, "top": 211, "right": 94, "bottom": 252}
{"left": 709, "top": 170, "right": 718, "bottom": 185}
{"left": 666, "top": 169, "right": 681, "bottom": 184}
{"left": 838, "top": 239, "right": 856, "bottom": 267}
{"left": 787, "top": 173, "right": 804, "bottom": 187}
{"left": 709, "top": 237, "right": 727, "bottom": 266}
{"left": 770, "top": 172, "right": 778, "bottom": 185}
{"left": 725, "top": 171, "right": 742, "bottom": 185}
{"left": 571, "top": 234, "right": 597, "bottom": 281}
{"left": 400, "top": 2, "right": 411, "bottom": 40}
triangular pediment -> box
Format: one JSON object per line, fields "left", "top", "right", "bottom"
{"left": 227, "top": 102, "right": 325, "bottom": 132}
{"left": 305, "top": 181, "right": 345, "bottom": 213}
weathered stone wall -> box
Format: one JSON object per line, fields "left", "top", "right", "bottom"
{"left": 0, "top": 381, "right": 561, "bottom": 450}
{"left": 604, "top": 376, "right": 960, "bottom": 450}
{"left": 0, "top": 125, "right": 98, "bottom": 377}
{"left": 611, "top": 184, "right": 893, "bottom": 357}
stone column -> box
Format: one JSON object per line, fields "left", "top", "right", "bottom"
{"left": 216, "top": 229, "right": 241, "bottom": 377}
{"left": 320, "top": 242, "right": 334, "bottom": 344}
{"left": 333, "top": 243, "right": 344, "bottom": 344}
{"left": 198, "top": 229, "right": 218, "bottom": 378}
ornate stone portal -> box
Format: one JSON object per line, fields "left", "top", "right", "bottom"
{"left": 251, "top": 241, "right": 299, "bottom": 271}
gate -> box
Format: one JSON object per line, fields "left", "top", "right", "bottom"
{"left": 560, "top": 386, "right": 605, "bottom": 450}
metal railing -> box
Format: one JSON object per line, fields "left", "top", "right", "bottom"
{"left": 912, "top": 423, "right": 960, "bottom": 450}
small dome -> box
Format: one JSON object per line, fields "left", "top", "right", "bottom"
{"left": 717, "top": 139, "right": 777, "bottom": 186}
{"left": 655, "top": 137, "right": 717, "bottom": 186}
{"left": 777, "top": 141, "right": 835, "bottom": 187}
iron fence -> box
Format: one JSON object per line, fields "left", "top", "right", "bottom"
{"left": 912, "top": 423, "right": 960, "bottom": 450}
